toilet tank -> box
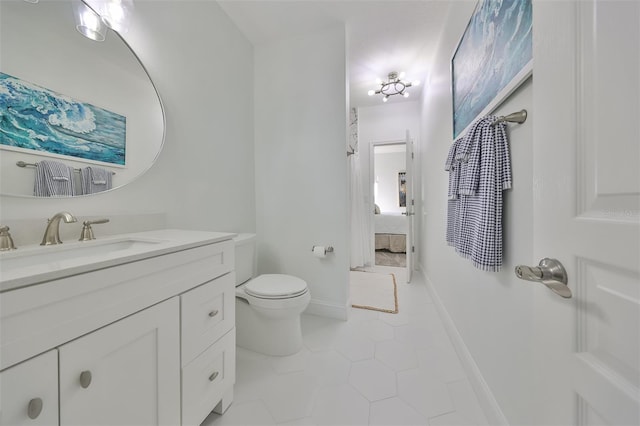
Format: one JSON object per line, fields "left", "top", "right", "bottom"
{"left": 233, "top": 233, "right": 257, "bottom": 285}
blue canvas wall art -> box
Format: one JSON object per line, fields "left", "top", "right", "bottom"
{"left": 0, "top": 72, "right": 126, "bottom": 165}
{"left": 452, "top": 0, "right": 533, "bottom": 138}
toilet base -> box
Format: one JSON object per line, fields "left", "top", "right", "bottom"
{"left": 235, "top": 298, "right": 304, "bottom": 356}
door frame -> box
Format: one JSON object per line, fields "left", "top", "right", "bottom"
{"left": 369, "top": 139, "right": 412, "bottom": 279}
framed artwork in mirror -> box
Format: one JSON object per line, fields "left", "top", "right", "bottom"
{"left": 398, "top": 171, "right": 406, "bottom": 208}
{"left": 451, "top": 0, "right": 533, "bottom": 139}
{"left": 0, "top": 72, "right": 126, "bottom": 166}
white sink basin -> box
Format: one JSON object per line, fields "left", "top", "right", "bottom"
{"left": 0, "top": 229, "right": 236, "bottom": 292}
{"left": 0, "top": 238, "right": 164, "bottom": 273}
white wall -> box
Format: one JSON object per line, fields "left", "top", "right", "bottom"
{"left": 374, "top": 150, "right": 406, "bottom": 214}
{"left": 0, "top": 1, "right": 256, "bottom": 243}
{"left": 254, "top": 26, "right": 350, "bottom": 319}
{"left": 418, "top": 2, "right": 535, "bottom": 424}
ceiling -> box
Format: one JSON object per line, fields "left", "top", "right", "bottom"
{"left": 216, "top": 0, "right": 452, "bottom": 109}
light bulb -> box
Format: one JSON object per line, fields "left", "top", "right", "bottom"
{"left": 399, "top": 71, "right": 406, "bottom": 79}
{"left": 382, "top": 96, "right": 389, "bottom": 103}
{"left": 367, "top": 90, "right": 375, "bottom": 96}
{"left": 403, "top": 92, "right": 410, "bottom": 98}
{"left": 412, "top": 80, "right": 421, "bottom": 86}
{"left": 74, "top": 0, "right": 106, "bottom": 42}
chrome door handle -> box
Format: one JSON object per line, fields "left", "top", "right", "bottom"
{"left": 515, "top": 258, "right": 572, "bottom": 298}
{"left": 402, "top": 212, "right": 414, "bottom": 216}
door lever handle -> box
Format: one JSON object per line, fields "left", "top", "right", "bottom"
{"left": 515, "top": 258, "right": 572, "bottom": 299}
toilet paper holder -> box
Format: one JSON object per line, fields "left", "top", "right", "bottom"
{"left": 311, "top": 245, "right": 334, "bottom": 254}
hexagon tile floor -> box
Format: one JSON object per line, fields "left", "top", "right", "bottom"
{"left": 203, "top": 266, "right": 489, "bottom": 426}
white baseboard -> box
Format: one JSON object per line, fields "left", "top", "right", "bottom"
{"left": 305, "top": 299, "right": 348, "bottom": 320}
{"left": 418, "top": 267, "right": 509, "bottom": 426}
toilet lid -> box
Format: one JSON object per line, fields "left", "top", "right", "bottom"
{"left": 244, "top": 274, "right": 308, "bottom": 299}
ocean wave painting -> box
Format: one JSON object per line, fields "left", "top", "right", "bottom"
{"left": 452, "top": 0, "right": 532, "bottom": 138}
{"left": 0, "top": 72, "right": 126, "bottom": 165}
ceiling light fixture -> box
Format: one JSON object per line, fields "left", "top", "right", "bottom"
{"left": 368, "top": 71, "right": 420, "bottom": 102}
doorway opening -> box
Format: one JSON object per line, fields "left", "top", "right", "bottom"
{"left": 372, "top": 142, "right": 408, "bottom": 268}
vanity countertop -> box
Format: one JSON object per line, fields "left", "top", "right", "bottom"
{"left": 0, "top": 229, "right": 236, "bottom": 293}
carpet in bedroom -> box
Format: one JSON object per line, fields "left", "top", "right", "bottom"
{"left": 375, "top": 249, "right": 406, "bottom": 267}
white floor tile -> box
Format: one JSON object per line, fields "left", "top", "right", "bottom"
{"left": 203, "top": 400, "right": 276, "bottom": 426}
{"left": 311, "top": 383, "right": 370, "bottom": 426}
{"left": 277, "top": 417, "right": 317, "bottom": 426}
{"left": 333, "top": 332, "right": 376, "bottom": 361}
{"left": 378, "top": 309, "right": 411, "bottom": 327}
{"left": 447, "top": 380, "right": 488, "bottom": 426}
{"left": 346, "top": 317, "right": 395, "bottom": 342}
{"left": 216, "top": 270, "right": 489, "bottom": 426}
{"left": 369, "top": 397, "right": 428, "bottom": 426}
{"left": 375, "top": 339, "right": 419, "bottom": 372}
{"left": 397, "top": 369, "right": 455, "bottom": 419}
{"left": 349, "top": 359, "right": 397, "bottom": 402}
{"left": 429, "top": 410, "right": 478, "bottom": 426}
{"left": 414, "top": 336, "right": 467, "bottom": 384}
{"left": 304, "top": 349, "right": 352, "bottom": 386}
{"left": 261, "top": 371, "right": 319, "bottom": 424}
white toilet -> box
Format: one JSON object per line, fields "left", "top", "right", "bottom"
{"left": 233, "top": 233, "right": 310, "bottom": 356}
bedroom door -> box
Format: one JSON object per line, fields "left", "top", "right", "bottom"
{"left": 529, "top": 1, "right": 640, "bottom": 424}
{"left": 404, "top": 131, "right": 414, "bottom": 282}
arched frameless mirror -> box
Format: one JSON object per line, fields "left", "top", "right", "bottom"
{"left": 0, "top": 0, "right": 165, "bottom": 197}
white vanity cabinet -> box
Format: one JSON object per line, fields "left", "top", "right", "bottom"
{"left": 59, "top": 298, "right": 180, "bottom": 426}
{"left": 0, "top": 349, "right": 59, "bottom": 426}
{"left": 181, "top": 273, "right": 236, "bottom": 426}
{"left": 0, "top": 231, "right": 236, "bottom": 426}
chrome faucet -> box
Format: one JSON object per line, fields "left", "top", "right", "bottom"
{"left": 41, "top": 212, "right": 77, "bottom": 246}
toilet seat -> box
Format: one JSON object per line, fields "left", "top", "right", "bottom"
{"left": 244, "top": 274, "right": 308, "bottom": 299}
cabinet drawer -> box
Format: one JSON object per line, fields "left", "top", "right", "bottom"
{"left": 182, "top": 329, "right": 235, "bottom": 426}
{"left": 181, "top": 272, "right": 235, "bottom": 366}
{"left": 0, "top": 350, "right": 58, "bottom": 426}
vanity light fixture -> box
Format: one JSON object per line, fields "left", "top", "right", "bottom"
{"left": 74, "top": 0, "right": 107, "bottom": 42}
{"left": 84, "top": 0, "right": 134, "bottom": 34}
{"left": 367, "top": 71, "right": 420, "bottom": 102}
{"left": 74, "top": 0, "right": 134, "bottom": 41}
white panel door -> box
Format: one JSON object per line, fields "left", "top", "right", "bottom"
{"left": 0, "top": 350, "right": 58, "bottom": 426}
{"left": 531, "top": 1, "right": 640, "bottom": 425}
{"left": 405, "top": 130, "right": 415, "bottom": 282}
{"left": 59, "top": 298, "right": 181, "bottom": 426}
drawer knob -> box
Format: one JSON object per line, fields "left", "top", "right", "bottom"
{"left": 208, "top": 310, "right": 219, "bottom": 318}
{"left": 27, "top": 398, "right": 43, "bottom": 419}
{"left": 209, "top": 371, "right": 219, "bottom": 382}
{"left": 79, "top": 370, "right": 92, "bottom": 388}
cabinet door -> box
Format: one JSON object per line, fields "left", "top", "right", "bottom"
{"left": 59, "top": 298, "right": 180, "bottom": 426}
{"left": 0, "top": 349, "right": 58, "bottom": 426}
{"left": 181, "top": 272, "right": 235, "bottom": 366}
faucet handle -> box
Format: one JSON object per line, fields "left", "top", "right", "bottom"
{"left": 79, "top": 219, "right": 110, "bottom": 241}
{"left": 0, "top": 226, "right": 17, "bottom": 251}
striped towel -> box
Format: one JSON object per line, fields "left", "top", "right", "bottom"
{"left": 34, "top": 160, "right": 76, "bottom": 197}
{"left": 80, "top": 166, "right": 113, "bottom": 194}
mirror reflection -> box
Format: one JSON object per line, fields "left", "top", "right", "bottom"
{"left": 0, "top": 0, "right": 164, "bottom": 197}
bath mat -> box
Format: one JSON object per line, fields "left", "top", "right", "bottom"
{"left": 350, "top": 271, "right": 398, "bottom": 314}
